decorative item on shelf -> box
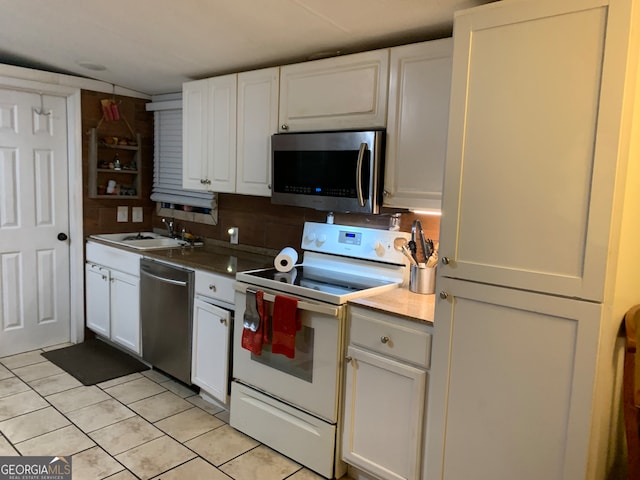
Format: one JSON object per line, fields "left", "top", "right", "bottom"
{"left": 113, "top": 153, "right": 121, "bottom": 170}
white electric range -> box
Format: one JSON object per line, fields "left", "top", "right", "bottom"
{"left": 231, "top": 222, "right": 411, "bottom": 479}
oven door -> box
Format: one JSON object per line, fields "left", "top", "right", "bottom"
{"left": 233, "top": 283, "right": 345, "bottom": 423}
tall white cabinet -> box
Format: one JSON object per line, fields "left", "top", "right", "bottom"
{"left": 383, "top": 39, "right": 452, "bottom": 211}
{"left": 426, "top": 1, "right": 640, "bottom": 479}
{"left": 183, "top": 74, "right": 237, "bottom": 193}
{"left": 236, "top": 67, "right": 279, "bottom": 196}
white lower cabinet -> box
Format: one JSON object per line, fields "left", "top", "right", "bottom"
{"left": 343, "top": 306, "right": 432, "bottom": 480}
{"left": 109, "top": 270, "right": 140, "bottom": 354}
{"left": 191, "top": 297, "right": 231, "bottom": 404}
{"left": 85, "top": 263, "right": 110, "bottom": 337}
{"left": 85, "top": 242, "right": 141, "bottom": 355}
{"left": 191, "top": 269, "right": 234, "bottom": 404}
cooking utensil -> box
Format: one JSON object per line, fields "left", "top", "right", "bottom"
{"left": 415, "top": 220, "right": 429, "bottom": 263}
{"left": 393, "top": 237, "right": 408, "bottom": 251}
{"left": 401, "top": 244, "right": 418, "bottom": 266}
{"left": 243, "top": 288, "right": 260, "bottom": 332}
{"left": 408, "top": 240, "right": 418, "bottom": 264}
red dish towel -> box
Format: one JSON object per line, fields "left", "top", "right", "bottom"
{"left": 241, "top": 290, "right": 267, "bottom": 355}
{"left": 271, "top": 295, "right": 300, "bottom": 359}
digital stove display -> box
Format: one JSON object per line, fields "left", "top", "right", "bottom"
{"left": 339, "top": 230, "right": 361, "bottom": 245}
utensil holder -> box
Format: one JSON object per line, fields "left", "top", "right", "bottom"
{"left": 410, "top": 265, "right": 436, "bottom": 294}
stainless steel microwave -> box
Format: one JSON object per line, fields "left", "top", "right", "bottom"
{"left": 271, "top": 130, "right": 385, "bottom": 214}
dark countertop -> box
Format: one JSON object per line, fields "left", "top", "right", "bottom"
{"left": 86, "top": 237, "right": 276, "bottom": 277}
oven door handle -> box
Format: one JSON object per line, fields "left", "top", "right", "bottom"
{"left": 235, "top": 284, "right": 341, "bottom": 317}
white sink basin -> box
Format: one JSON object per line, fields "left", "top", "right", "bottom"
{"left": 90, "top": 232, "right": 189, "bottom": 250}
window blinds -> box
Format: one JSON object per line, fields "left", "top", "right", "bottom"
{"left": 151, "top": 107, "right": 214, "bottom": 208}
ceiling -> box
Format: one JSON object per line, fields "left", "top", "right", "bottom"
{"left": 0, "top": 0, "right": 496, "bottom": 96}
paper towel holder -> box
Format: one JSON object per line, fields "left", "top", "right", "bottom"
{"left": 227, "top": 227, "right": 238, "bottom": 245}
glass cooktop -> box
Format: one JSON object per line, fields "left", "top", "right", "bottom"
{"left": 240, "top": 265, "right": 397, "bottom": 299}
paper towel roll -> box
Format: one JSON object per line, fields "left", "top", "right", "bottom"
{"left": 274, "top": 247, "right": 298, "bottom": 272}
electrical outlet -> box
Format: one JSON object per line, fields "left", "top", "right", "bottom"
{"left": 117, "top": 206, "right": 128, "bottom": 222}
{"left": 132, "top": 207, "right": 143, "bottom": 223}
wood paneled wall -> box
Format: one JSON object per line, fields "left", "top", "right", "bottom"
{"left": 151, "top": 193, "right": 440, "bottom": 251}
{"left": 81, "top": 90, "right": 155, "bottom": 237}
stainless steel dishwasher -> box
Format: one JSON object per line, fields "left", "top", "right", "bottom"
{"left": 140, "top": 258, "right": 194, "bottom": 384}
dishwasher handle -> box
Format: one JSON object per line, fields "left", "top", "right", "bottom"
{"left": 140, "top": 268, "right": 189, "bottom": 287}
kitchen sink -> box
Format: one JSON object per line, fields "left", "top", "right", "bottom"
{"left": 90, "top": 232, "right": 190, "bottom": 250}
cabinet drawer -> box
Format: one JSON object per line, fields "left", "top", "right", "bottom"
{"left": 86, "top": 241, "right": 141, "bottom": 276}
{"left": 349, "top": 306, "right": 432, "bottom": 368}
{"left": 195, "top": 269, "right": 234, "bottom": 304}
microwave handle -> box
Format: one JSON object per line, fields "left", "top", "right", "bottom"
{"left": 356, "top": 142, "right": 368, "bottom": 207}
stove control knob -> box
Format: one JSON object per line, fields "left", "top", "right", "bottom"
{"left": 304, "top": 233, "right": 316, "bottom": 244}
{"left": 373, "top": 241, "right": 385, "bottom": 257}
{"left": 316, "top": 234, "right": 327, "bottom": 246}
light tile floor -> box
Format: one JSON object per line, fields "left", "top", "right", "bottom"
{"left": 0, "top": 344, "right": 349, "bottom": 480}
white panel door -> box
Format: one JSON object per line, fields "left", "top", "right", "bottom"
{"left": 384, "top": 39, "right": 452, "bottom": 211}
{"left": 279, "top": 49, "right": 388, "bottom": 132}
{"left": 426, "top": 277, "right": 601, "bottom": 480}
{"left": 85, "top": 263, "right": 110, "bottom": 337}
{"left": 438, "top": 0, "right": 621, "bottom": 301}
{"left": 236, "top": 67, "right": 279, "bottom": 197}
{"left": 0, "top": 90, "right": 69, "bottom": 356}
{"left": 182, "top": 79, "right": 209, "bottom": 191}
{"left": 342, "top": 345, "right": 426, "bottom": 480}
{"left": 191, "top": 298, "right": 231, "bottom": 404}
{"left": 207, "top": 74, "right": 237, "bottom": 193}
{"left": 110, "top": 270, "right": 140, "bottom": 355}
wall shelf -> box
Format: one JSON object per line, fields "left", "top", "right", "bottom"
{"left": 88, "top": 128, "right": 141, "bottom": 198}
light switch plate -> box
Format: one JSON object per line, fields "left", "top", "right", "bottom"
{"left": 132, "top": 207, "right": 143, "bottom": 223}
{"left": 117, "top": 206, "right": 128, "bottom": 222}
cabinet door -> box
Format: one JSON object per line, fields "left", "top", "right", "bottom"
{"left": 183, "top": 79, "right": 210, "bottom": 190}
{"left": 207, "top": 74, "right": 237, "bottom": 193}
{"left": 279, "top": 50, "right": 388, "bottom": 132}
{"left": 384, "top": 39, "right": 452, "bottom": 211}
{"left": 425, "top": 277, "right": 601, "bottom": 480}
{"left": 110, "top": 270, "right": 140, "bottom": 355}
{"left": 438, "top": 0, "right": 625, "bottom": 301}
{"left": 343, "top": 345, "right": 426, "bottom": 480}
{"left": 236, "top": 67, "right": 279, "bottom": 196}
{"left": 191, "top": 298, "right": 231, "bottom": 404}
{"left": 85, "top": 263, "right": 110, "bottom": 337}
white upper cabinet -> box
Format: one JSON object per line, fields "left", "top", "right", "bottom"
{"left": 279, "top": 50, "right": 389, "bottom": 132}
{"left": 236, "top": 67, "right": 279, "bottom": 196}
{"left": 438, "top": 0, "right": 625, "bottom": 301}
{"left": 183, "top": 74, "right": 237, "bottom": 192}
{"left": 383, "top": 39, "right": 453, "bottom": 211}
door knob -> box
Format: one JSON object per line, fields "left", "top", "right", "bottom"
{"left": 441, "top": 256, "right": 450, "bottom": 265}
{"left": 57, "top": 233, "right": 68, "bottom": 241}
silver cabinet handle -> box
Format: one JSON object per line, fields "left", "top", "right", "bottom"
{"left": 219, "top": 318, "right": 227, "bottom": 326}
{"left": 441, "top": 256, "right": 451, "bottom": 265}
{"left": 380, "top": 336, "right": 390, "bottom": 344}
{"left": 209, "top": 284, "right": 216, "bottom": 292}
{"left": 439, "top": 291, "right": 449, "bottom": 300}
{"left": 281, "top": 124, "right": 289, "bottom": 130}
{"left": 345, "top": 356, "right": 352, "bottom": 363}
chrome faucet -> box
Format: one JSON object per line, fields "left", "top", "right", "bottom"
{"left": 162, "top": 218, "right": 175, "bottom": 238}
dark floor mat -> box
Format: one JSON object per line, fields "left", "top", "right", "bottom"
{"left": 41, "top": 339, "right": 148, "bottom": 386}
